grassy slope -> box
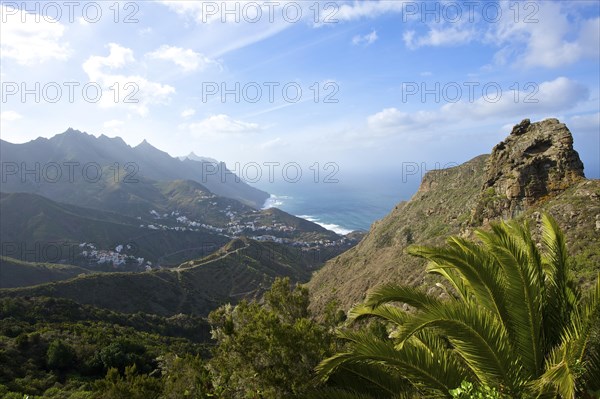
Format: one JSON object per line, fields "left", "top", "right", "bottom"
{"left": 0, "top": 191, "right": 230, "bottom": 266}
{"left": 0, "top": 238, "right": 321, "bottom": 317}
{"left": 307, "top": 154, "right": 600, "bottom": 315}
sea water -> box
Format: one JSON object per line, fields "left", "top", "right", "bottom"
{"left": 258, "top": 175, "right": 420, "bottom": 235}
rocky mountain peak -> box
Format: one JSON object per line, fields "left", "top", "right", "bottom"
{"left": 472, "top": 118, "right": 585, "bottom": 223}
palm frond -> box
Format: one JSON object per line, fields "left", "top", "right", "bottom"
{"left": 330, "top": 362, "right": 417, "bottom": 398}
{"left": 542, "top": 213, "right": 580, "bottom": 349}
{"left": 304, "top": 387, "right": 417, "bottom": 399}
{"left": 477, "top": 221, "right": 545, "bottom": 378}
{"left": 348, "top": 303, "right": 408, "bottom": 326}
{"left": 361, "top": 284, "right": 446, "bottom": 310}
{"left": 317, "top": 330, "right": 468, "bottom": 395}
{"left": 530, "top": 343, "right": 577, "bottom": 399}
{"left": 393, "top": 301, "right": 521, "bottom": 392}
{"left": 410, "top": 240, "right": 510, "bottom": 331}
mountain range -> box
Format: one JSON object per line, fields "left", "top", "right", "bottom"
{"left": 1, "top": 118, "right": 598, "bottom": 325}
{"left": 0, "top": 128, "right": 269, "bottom": 209}
{"left": 1, "top": 129, "right": 356, "bottom": 269}
{"left": 0, "top": 128, "right": 363, "bottom": 318}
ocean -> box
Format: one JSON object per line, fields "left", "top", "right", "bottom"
{"left": 257, "top": 176, "right": 420, "bottom": 235}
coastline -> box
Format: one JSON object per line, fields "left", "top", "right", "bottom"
{"left": 262, "top": 194, "right": 363, "bottom": 236}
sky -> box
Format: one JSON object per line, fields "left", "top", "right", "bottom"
{"left": 1, "top": 0, "right": 599, "bottom": 185}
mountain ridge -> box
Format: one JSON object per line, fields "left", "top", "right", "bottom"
{"left": 0, "top": 128, "right": 269, "bottom": 209}
{"left": 1, "top": 237, "right": 328, "bottom": 317}
{"left": 308, "top": 118, "right": 600, "bottom": 315}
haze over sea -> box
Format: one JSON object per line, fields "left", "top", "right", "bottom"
{"left": 257, "top": 174, "right": 421, "bottom": 235}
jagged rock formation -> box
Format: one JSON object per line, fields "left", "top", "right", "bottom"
{"left": 308, "top": 118, "right": 599, "bottom": 316}
{"left": 472, "top": 118, "right": 585, "bottom": 223}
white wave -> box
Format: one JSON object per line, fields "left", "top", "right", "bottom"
{"left": 296, "top": 214, "right": 353, "bottom": 235}
{"left": 264, "top": 199, "right": 353, "bottom": 235}
{"left": 316, "top": 222, "right": 353, "bottom": 236}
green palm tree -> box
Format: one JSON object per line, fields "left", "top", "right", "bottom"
{"left": 313, "top": 215, "right": 600, "bottom": 399}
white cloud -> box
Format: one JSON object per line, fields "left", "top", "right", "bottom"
{"left": 367, "top": 77, "right": 589, "bottom": 136}
{"left": 336, "top": 1, "right": 408, "bottom": 21}
{"left": 159, "top": 0, "right": 302, "bottom": 24}
{"left": 352, "top": 30, "right": 378, "bottom": 46}
{"left": 158, "top": 1, "right": 219, "bottom": 23}
{"left": 569, "top": 112, "right": 600, "bottom": 131}
{"left": 487, "top": 2, "right": 600, "bottom": 68}
{"left": 0, "top": 4, "right": 71, "bottom": 65}
{"left": 367, "top": 108, "right": 443, "bottom": 136}
{"left": 83, "top": 43, "right": 135, "bottom": 76}
{"left": 147, "top": 45, "right": 219, "bottom": 72}
{"left": 0, "top": 111, "right": 23, "bottom": 122}
{"left": 182, "top": 114, "right": 261, "bottom": 136}
{"left": 258, "top": 137, "right": 283, "bottom": 150}
{"left": 403, "top": 26, "right": 475, "bottom": 50}
{"left": 156, "top": 1, "right": 307, "bottom": 57}
{"left": 390, "top": 1, "right": 599, "bottom": 68}
{"left": 138, "top": 27, "right": 153, "bottom": 37}
{"left": 442, "top": 77, "right": 589, "bottom": 119}
{"left": 181, "top": 108, "right": 196, "bottom": 118}
{"left": 82, "top": 43, "right": 175, "bottom": 116}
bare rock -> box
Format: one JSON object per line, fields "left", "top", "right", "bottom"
{"left": 473, "top": 118, "right": 585, "bottom": 223}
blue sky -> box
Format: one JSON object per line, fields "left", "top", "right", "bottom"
{"left": 1, "top": 0, "right": 599, "bottom": 182}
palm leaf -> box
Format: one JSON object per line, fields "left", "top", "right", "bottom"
{"left": 409, "top": 240, "right": 510, "bottom": 333}
{"left": 477, "top": 221, "right": 545, "bottom": 378}
{"left": 393, "top": 301, "right": 521, "bottom": 392}
{"left": 542, "top": 213, "right": 579, "bottom": 349}
{"left": 361, "top": 284, "right": 446, "bottom": 310}
{"left": 317, "top": 330, "right": 468, "bottom": 395}
{"left": 348, "top": 303, "right": 408, "bottom": 326}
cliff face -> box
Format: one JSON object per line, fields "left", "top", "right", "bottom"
{"left": 308, "top": 118, "right": 599, "bottom": 315}
{"left": 472, "top": 118, "right": 585, "bottom": 223}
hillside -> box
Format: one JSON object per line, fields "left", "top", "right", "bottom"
{"left": 0, "top": 129, "right": 350, "bottom": 281}
{"left": 0, "top": 257, "right": 90, "bottom": 288}
{"left": 308, "top": 118, "right": 600, "bottom": 314}
{"left": 0, "top": 192, "right": 230, "bottom": 267}
{"left": 0, "top": 184, "right": 346, "bottom": 269}
{"left": 0, "top": 237, "right": 335, "bottom": 317}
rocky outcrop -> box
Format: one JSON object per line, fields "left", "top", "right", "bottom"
{"left": 472, "top": 118, "right": 585, "bottom": 223}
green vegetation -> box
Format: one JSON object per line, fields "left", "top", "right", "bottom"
{"left": 308, "top": 158, "right": 600, "bottom": 320}
{"left": 314, "top": 215, "right": 600, "bottom": 398}
{"left": 1, "top": 238, "right": 329, "bottom": 317}
{"left": 208, "top": 278, "right": 335, "bottom": 398}
{"left": 0, "top": 256, "right": 90, "bottom": 288}
{"left": 0, "top": 278, "right": 336, "bottom": 398}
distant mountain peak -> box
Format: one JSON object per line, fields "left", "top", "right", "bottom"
{"left": 135, "top": 138, "right": 163, "bottom": 152}
{"left": 61, "top": 127, "right": 84, "bottom": 136}
{"left": 98, "top": 134, "right": 127, "bottom": 146}
{"left": 179, "top": 152, "right": 218, "bottom": 164}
